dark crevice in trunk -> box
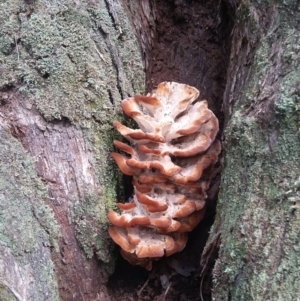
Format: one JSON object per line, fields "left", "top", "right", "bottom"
{"left": 108, "top": 0, "right": 236, "bottom": 300}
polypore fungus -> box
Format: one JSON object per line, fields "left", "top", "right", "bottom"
{"left": 108, "top": 82, "right": 221, "bottom": 270}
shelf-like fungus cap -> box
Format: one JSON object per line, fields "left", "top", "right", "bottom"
{"left": 153, "top": 82, "right": 200, "bottom": 120}
{"left": 136, "top": 192, "right": 168, "bottom": 212}
{"left": 120, "top": 250, "right": 153, "bottom": 270}
{"left": 113, "top": 121, "right": 165, "bottom": 144}
{"left": 176, "top": 210, "right": 206, "bottom": 233}
{"left": 126, "top": 155, "right": 182, "bottom": 177}
{"left": 117, "top": 203, "right": 136, "bottom": 210}
{"left": 107, "top": 211, "right": 150, "bottom": 227}
{"left": 112, "top": 226, "right": 178, "bottom": 259}
{"left": 164, "top": 101, "right": 213, "bottom": 140}
{"left": 172, "top": 139, "right": 221, "bottom": 184}
{"left": 165, "top": 233, "right": 188, "bottom": 256}
{"left": 108, "top": 82, "right": 221, "bottom": 270}
{"left": 111, "top": 152, "right": 140, "bottom": 176}
{"left": 108, "top": 227, "right": 135, "bottom": 254}
{"left": 135, "top": 231, "right": 175, "bottom": 258}
{"left": 113, "top": 140, "right": 135, "bottom": 155}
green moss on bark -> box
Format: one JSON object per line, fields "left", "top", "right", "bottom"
{"left": 0, "top": 0, "right": 143, "bottom": 121}
{"left": 0, "top": 0, "right": 145, "bottom": 292}
{"left": 0, "top": 130, "right": 60, "bottom": 300}
{"left": 212, "top": 2, "right": 300, "bottom": 301}
{"left": 0, "top": 284, "right": 15, "bottom": 301}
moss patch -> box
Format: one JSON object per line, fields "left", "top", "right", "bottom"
{"left": 0, "top": 0, "right": 144, "bottom": 121}
{"left": 0, "top": 0, "right": 144, "bottom": 268}
{"left": 0, "top": 129, "right": 59, "bottom": 299}
{"left": 212, "top": 2, "right": 300, "bottom": 301}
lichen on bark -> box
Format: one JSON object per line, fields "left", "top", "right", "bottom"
{"left": 0, "top": 129, "right": 60, "bottom": 300}
{"left": 0, "top": 0, "right": 144, "bottom": 299}
{"left": 1, "top": 0, "right": 144, "bottom": 121}
{"left": 209, "top": 1, "right": 300, "bottom": 300}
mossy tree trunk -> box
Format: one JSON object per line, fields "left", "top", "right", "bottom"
{"left": 1, "top": 0, "right": 299, "bottom": 300}
{"left": 0, "top": 0, "right": 144, "bottom": 300}
{"left": 204, "top": 1, "right": 300, "bottom": 300}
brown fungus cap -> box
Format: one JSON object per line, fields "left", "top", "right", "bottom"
{"left": 117, "top": 203, "right": 136, "bottom": 210}
{"left": 111, "top": 152, "right": 140, "bottom": 176}
{"left": 136, "top": 192, "right": 168, "bottom": 213}
{"left": 108, "top": 82, "right": 221, "bottom": 269}
{"left": 107, "top": 211, "right": 150, "bottom": 227}
{"left": 126, "top": 156, "right": 182, "bottom": 177}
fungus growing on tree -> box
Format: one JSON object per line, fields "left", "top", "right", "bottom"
{"left": 108, "top": 82, "right": 221, "bottom": 270}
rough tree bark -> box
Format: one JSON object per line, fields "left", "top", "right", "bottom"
{"left": 203, "top": 1, "right": 300, "bottom": 301}
{"left": 0, "top": 0, "right": 144, "bottom": 300}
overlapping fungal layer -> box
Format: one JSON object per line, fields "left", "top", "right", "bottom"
{"left": 108, "top": 82, "right": 221, "bottom": 270}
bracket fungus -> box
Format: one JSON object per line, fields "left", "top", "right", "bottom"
{"left": 108, "top": 82, "right": 221, "bottom": 270}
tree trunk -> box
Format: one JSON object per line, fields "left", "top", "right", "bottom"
{"left": 1, "top": 0, "right": 299, "bottom": 300}
{"left": 204, "top": 1, "right": 300, "bottom": 300}
{"left": 0, "top": 0, "right": 144, "bottom": 300}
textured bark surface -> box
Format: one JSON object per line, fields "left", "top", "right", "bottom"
{"left": 0, "top": 0, "right": 144, "bottom": 300}
{"left": 1, "top": 0, "right": 299, "bottom": 300}
{"left": 204, "top": 1, "right": 300, "bottom": 300}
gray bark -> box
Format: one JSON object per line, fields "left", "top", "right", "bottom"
{"left": 0, "top": 0, "right": 144, "bottom": 300}
{"left": 203, "top": 1, "right": 300, "bottom": 300}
